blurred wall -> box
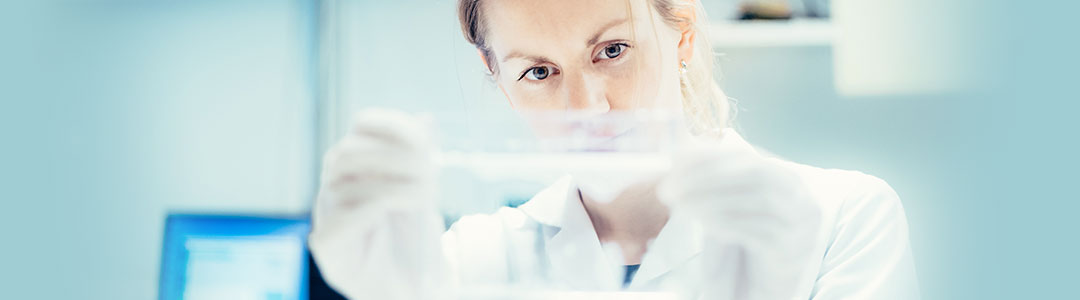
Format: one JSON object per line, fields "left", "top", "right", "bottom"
{"left": 0, "top": 1, "right": 317, "bottom": 299}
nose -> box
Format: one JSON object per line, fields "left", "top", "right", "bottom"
{"left": 562, "top": 70, "right": 610, "bottom": 113}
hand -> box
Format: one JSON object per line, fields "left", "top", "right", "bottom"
{"left": 311, "top": 108, "right": 437, "bottom": 227}
{"left": 308, "top": 109, "right": 445, "bottom": 299}
{"left": 657, "top": 133, "right": 822, "bottom": 300}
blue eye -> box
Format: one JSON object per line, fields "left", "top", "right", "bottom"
{"left": 521, "top": 66, "right": 552, "bottom": 81}
{"left": 596, "top": 43, "right": 628, "bottom": 60}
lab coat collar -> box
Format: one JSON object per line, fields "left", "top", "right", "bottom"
{"left": 517, "top": 175, "right": 576, "bottom": 228}
{"left": 518, "top": 189, "right": 710, "bottom": 288}
{"left": 630, "top": 211, "right": 703, "bottom": 287}
{"left": 520, "top": 175, "right": 622, "bottom": 289}
{"left": 519, "top": 177, "right": 704, "bottom": 289}
{"left": 515, "top": 129, "right": 758, "bottom": 288}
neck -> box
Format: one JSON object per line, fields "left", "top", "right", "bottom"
{"left": 579, "top": 178, "right": 670, "bottom": 265}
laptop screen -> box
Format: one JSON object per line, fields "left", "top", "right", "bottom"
{"left": 159, "top": 214, "right": 310, "bottom": 300}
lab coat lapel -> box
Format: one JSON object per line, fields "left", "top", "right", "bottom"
{"left": 519, "top": 176, "right": 621, "bottom": 290}
{"left": 513, "top": 129, "right": 752, "bottom": 290}
{"left": 629, "top": 129, "right": 750, "bottom": 287}
{"left": 628, "top": 129, "right": 753, "bottom": 287}
{"left": 630, "top": 211, "right": 704, "bottom": 287}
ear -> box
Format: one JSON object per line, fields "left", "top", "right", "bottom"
{"left": 673, "top": 5, "right": 697, "bottom": 64}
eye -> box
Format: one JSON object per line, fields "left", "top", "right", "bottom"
{"left": 595, "top": 43, "right": 628, "bottom": 61}
{"left": 520, "top": 66, "right": 554, "bottom": 81}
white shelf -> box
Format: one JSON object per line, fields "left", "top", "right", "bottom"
{"left": 708, "top": 19, "right": 834, "bottom": 48}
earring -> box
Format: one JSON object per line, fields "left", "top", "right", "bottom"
{"left": 679, "top": 60, "right": 688, "bottom": 74}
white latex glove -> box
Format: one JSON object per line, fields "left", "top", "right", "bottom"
{"left": 308, "top": 109, "right": 451, "bottom": 299}
{"left": 657, "top": 133, "right": 822, "bottom": 300}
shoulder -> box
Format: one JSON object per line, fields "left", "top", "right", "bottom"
{"left": 769, "top": 157, "right": 904, "bottom": 219}
{"left": 767, "top": 157, "right": 912, "bottom": 259}
{"left": 767, "top": 159, "right": 919, "bottom": 298}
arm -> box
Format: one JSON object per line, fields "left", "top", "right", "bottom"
{"left": 810, "top": 176, "right": 920, "bottom": 299}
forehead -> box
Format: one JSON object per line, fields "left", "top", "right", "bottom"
{"left": 482, "top": 0, "right": 645, "bottom": 57}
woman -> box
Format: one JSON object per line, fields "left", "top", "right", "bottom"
{"left": 308, "top": 0, "right": 919, "bottom": 299}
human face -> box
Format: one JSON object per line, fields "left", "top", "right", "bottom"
{"left": 482, "top": 0, "right": 688, "bottom": 115}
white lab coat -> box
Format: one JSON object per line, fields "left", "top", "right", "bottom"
{"left": 311, "top": 130, "right": 920, "bottom": 299}
{"left": 440, "top": 130, "right": 919, "bottom": 298}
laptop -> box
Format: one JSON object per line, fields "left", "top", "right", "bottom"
{"left": 159, "top": 214, "right": 310, "bottom": 300}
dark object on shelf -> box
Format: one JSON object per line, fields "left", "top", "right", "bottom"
{"left": 739, "top": 1, "right": 793, "bottom": 20}
{"left": 802, "top": 0, "right": 830, "bottom": 18}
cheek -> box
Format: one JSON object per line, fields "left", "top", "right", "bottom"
{"left": 506, "top": 88, "right": 565, "bottom": 110}
{"left": 498, "top": 77, "right": 564, "bottom": 110}
{"left": 606, "top": 47, "right": 681, "bottom": 111}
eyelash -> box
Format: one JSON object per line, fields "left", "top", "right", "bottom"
{"left": 518, "top": 66, "right": 557, "bottom": 81}
{"left": 594, "top": 42, "right": 630, "bottom": 62}
{"left": 515, "top": 42, "right": 632, "bottom": 82}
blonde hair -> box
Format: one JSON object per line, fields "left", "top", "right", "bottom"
{"left": 457, "top": 0, "right": 730, "bottom": 134}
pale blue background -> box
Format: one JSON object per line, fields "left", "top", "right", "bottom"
{"left": 1, "top": 0, "right": 1077, "bottom": 299}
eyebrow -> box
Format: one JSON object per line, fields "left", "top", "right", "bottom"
{"left": 586, "top": 18, "right": 630, "bottom": 46}
{"left": 500, "top": 52, "right": 547, "bottom": 64}
{"left": 499, "top": 18, "right": 631, "bottom": 64}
